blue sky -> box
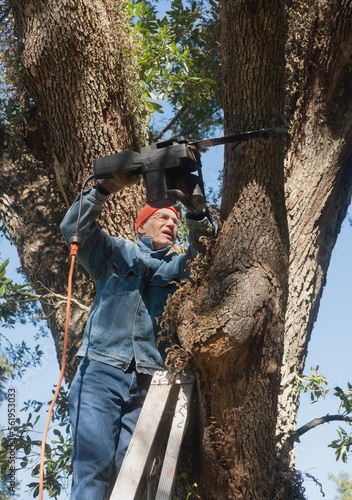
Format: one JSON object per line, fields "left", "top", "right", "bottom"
{"left": 295, "top": 207, "right": 352, "bottom": 500}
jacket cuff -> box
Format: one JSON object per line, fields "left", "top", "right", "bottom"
{"left": 95, "top": 182, "right": 111, "bottom": 196}
{"left": 87, "top": 186, "right": 110, "bottom": 203}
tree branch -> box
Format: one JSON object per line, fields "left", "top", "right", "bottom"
{"left": 296, "top": 414, "right": 352, "bottom": 438}
{"left": 5, "top": 289, "right": 90, "bottom": 313}
{"left": 184, "top": 105, "right": 222, "bottom": 137}
{"left": 152, "top": 105, "right": 187, "bottom": 141}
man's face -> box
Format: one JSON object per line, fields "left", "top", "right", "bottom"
{"left": 139, "top": 208, "right": 179, "bottom": 250}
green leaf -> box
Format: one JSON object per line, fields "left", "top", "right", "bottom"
{"left": 145, "top": 69, "right": 154, "bottom": 84}
{"left": 33, "top": 484, "right": 40, "bottom": 498}
{"left": 311, "top": 368, "right": 319, "bottom": 378}
{"left": 144, "top": 99, "right": 156, "bottom": 110}
{"left": 0, "top": 258, "right": 9, "bottom": 274}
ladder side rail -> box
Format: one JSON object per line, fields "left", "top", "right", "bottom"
{"left": 109, "top": 372, "right": 175, "bottom": 500}
{"left": 155, "top": 380, "right": 194, "bottom": 500}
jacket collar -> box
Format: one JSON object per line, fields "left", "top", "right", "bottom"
{"left": 137, "top": 235, "right": 172, "bottom": 258}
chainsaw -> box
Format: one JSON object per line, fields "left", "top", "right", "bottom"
{"left": 93, "top": 127, "right": 286, "bottom": 214}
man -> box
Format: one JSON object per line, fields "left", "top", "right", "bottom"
{"left": 60, "top": 173, "right": 211, "bottom": 500}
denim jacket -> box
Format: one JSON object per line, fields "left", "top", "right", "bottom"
{"left": 60, "top": 187, "right": 211, "bottom": 374}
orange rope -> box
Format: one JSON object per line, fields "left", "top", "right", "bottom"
{"left": 39, "top": 242, "right": 79, "bottom": 500}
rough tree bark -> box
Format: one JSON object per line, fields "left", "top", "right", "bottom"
{"left": 174, "top": 1, "right": 352, "bottom": 498}
{"left": 0, "top": 0, "right": 146, "bottom": 379}
{"left": 277, "top": 0, "right": 352, "bottom": 465}
{"left": 1, "top": 0, "right": 352, "bottom": 499}
{"left": 173, "top": 2, "right": 289, "bottom": 498}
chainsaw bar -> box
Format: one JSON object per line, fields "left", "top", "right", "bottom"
{"left": 189, "top": 127, "right": 287, "bottom": 149}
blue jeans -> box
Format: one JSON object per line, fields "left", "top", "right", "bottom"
{"left": 69, "top": 358, "right": 151, "bottom": 500}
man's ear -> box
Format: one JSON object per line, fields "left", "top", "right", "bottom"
{"left": 137, "top": 223, "right": 146, "bottom": 235}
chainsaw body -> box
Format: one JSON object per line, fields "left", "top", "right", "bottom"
{"left": 93, "top": 136, "right": 206, "bottom": 213}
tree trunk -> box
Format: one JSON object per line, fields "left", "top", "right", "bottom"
{"left": 174, "top": 2, "right": 289, "bottom": 498}
{"left": 277, "top": 0, "right": 352, "bottom": 465}
{"left": 0, "top": 0, "right": 146, "bottom": 379}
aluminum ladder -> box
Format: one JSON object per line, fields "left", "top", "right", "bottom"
{"left": 109, "top": 370, "right": 194, "bottom": 500}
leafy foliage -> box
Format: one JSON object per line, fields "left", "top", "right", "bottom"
{"left": 297, "top": 366, "right": 331, "bottom": 402}
{"left": 0, "top": 0, "right": 30, "bottom": 159}
{"left": 0, "top": 257, "right": 43, "bottom": 331}
{"left": 127, "top": 0, "right": 222, "bottom": 141}
{"left": 328, "top": 472, "right": 352, "bottom": 500}
{"left": 297, "top": 367, "right": 352, "bottom": 416}
{"left": 0, "top": 386, "right": 72, "bottom": 499}
{"left": 177, "top": 471, "right": 200, "bottom": 499}
{"left": 0, "top": 334, "right": 43, "bottom": 381}
{"left": 1, "top": 0, "right": 223, "bottom": 150}
{"left": 329, "top": 426, "right": 352, "bottom": 464}
{"left": 0, "top": 256, "right": 72, "bottom": 498}
{"left": 0, "top": 355, "right": 11, "bottom": 404}
{"left": 297, "top": 367, "right": 352, "bottom": 463}
{"left": 0, "top": 258, "right": 44, "bottom": 381}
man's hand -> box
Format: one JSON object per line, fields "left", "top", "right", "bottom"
{"left": 97, "top": 171, "right": 140, "bottom": 194}
{"left": 186, "top": 210, "right": 208, "bottom": 221}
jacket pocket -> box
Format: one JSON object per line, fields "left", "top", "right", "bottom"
{"left": 148, "top": 272, "right": 179, "bottom": 314}
{"left": 106, "top": 261, "right": 138, "bottom": 296}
